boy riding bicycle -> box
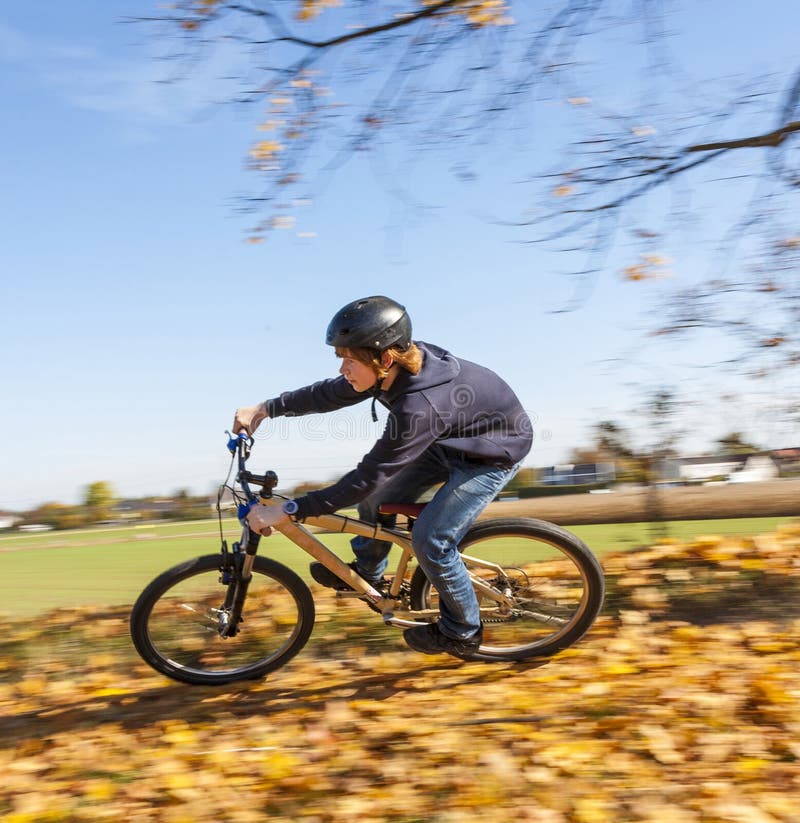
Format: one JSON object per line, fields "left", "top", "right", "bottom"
{"left": 233, "top": 296, "right": 532, "bottom": 659}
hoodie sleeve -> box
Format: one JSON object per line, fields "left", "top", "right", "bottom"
{"left": 294, "top": 400, "right": 439, "bottom": 519}
{"left": 266, "top": 376, "right": 366, "bottom": 417}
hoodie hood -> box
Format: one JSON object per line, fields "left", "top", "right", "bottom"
{"left": 382, "top": 341, "right": 460, "bottom": 403}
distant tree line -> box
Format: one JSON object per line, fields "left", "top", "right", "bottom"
{"left": 14, "top": 482, "right": 213, "bottom": 531}
{"left": 502, "top": 425, "right": 769, "bottom": 499}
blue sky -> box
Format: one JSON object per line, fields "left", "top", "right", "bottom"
{"left": 2, "top": 2, "right": 799, "bottom": 511}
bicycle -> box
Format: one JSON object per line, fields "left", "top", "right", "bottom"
{"left": 130, "top": 434, "right": 605, "bottom": 686}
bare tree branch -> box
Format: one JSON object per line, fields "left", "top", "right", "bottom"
{"left": 230, "top": 0, "right": 469, "bottom": 50}
{"left": 687, "top": 120, "right": 800, "bottom": 153}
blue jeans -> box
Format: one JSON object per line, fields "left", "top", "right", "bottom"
{"left": 350, "top": 445, "right": 520, "bottom": 641}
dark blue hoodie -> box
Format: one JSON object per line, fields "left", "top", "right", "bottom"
{"left": 265, "top": 342, "right": 532, "bottom": 519}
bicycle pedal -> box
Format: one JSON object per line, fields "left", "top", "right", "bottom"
{"left": 334, "top": 590, "right": 363, "bottom": 598}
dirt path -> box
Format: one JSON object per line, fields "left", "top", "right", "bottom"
{"left": 482, "top": 478, "right": 800, "bottom": 525}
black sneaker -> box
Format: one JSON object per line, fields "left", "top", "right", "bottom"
{"left": 403, "top": 622, "right": 483, "bottom": 660}
{"left": 309, "top": 561, "right": 384, "bottom": 592}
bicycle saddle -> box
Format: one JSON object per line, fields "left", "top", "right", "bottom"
{"left": 378, "top": 502, "right": 427, "bottom": 518}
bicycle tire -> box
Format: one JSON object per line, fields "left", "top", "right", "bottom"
{"left": 130, "top": 554, "right": 315, "bottom": 685}
{"left": 409, "top": 517, "right": 604, "bottom": 661}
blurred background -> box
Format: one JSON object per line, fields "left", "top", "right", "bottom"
{"left": 2, "top": 1, "right": 798, "bottom": 518}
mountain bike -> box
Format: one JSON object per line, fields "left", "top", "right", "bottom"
{"left": 130, "top": 434, "right": 605, "bottom": 685}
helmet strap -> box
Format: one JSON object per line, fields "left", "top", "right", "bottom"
{"left": 370, "top": 378, "right": 384, "bottom": 422}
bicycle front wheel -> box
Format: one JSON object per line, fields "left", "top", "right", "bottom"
{"left": 130, "top": 554, "right": 315, "bottom": 685}
{"left": 409, "top": 518, "right": 604, "bottom": 661}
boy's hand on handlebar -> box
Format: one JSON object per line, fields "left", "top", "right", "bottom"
{"left": 247, "top": 503, "right": 289, "bottom": 536}
{"left": 232, "top": 402, "right": 268, "bottom": 437}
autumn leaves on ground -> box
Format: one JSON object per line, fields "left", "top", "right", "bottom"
{"left": 3, "top": 525, "right": 800, "bottom": 822}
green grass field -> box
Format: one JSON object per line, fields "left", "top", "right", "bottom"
{"left": 0, "top": 515, "right": 795, "bottom": 617}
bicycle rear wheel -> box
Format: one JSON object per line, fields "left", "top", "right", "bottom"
{"left": 409, "top": 518, "right": 604, "bottom": 661}
{"left": 130, "top": 554, "right": 315, "bottom": 685}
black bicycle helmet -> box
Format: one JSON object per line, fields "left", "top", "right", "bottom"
{"left": 325, "top": 296, "right": 412, "bottom": 351}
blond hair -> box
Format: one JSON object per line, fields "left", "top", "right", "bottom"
{"left": 336, "top": 343, "right": 423, "bottom": 379}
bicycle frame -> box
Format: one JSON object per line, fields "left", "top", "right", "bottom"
{"left": 279, "top": 513, "right": 518, "bottom": 622}
{"left": 227, "top": 433, "right": 514, "bottom": 629}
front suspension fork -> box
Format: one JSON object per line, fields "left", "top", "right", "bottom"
{"left": 218, "top": 530, "right": 260, "bottom": 637}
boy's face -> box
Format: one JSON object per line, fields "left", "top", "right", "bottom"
{"left": 339, "top": 356, "right": 379, "bottom": 392}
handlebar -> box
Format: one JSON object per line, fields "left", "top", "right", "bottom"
{"left": 224, "top": 431, "right": 278, "bottom": 500}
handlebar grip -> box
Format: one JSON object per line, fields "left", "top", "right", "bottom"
{"left": 226, "top": 431, "right": 252, "bottom": 454}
